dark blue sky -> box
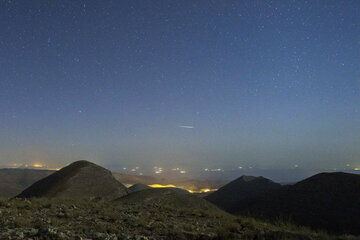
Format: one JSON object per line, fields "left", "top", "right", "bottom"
{"left": 0, "top": 0, "right": 359, "bottom": 172}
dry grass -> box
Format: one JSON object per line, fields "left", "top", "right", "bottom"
{"left": 0, "top": 198, "right": 355, "bottom": 240}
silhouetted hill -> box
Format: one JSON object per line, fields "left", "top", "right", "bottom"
{"left": 17, "top": 160, "right": 129, "bottom": 200}
{"left": 237, "top": 172, "right": 360, "bottom": 235}
{"left": 205, "top": 175, "right": 281, "bottom": 212}
{"left": 128, "top": 183, "right": 152, "bottom": 192}
{"left": 0, "top": 169, "right": 54, "bottom": 198}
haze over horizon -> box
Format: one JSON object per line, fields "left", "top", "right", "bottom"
{"left": 1, "top": 1, "right": 360, "bottom": 173}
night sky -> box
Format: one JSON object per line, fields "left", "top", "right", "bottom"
{"left": 1, "top": 1, "right": 360, "bottom": 174}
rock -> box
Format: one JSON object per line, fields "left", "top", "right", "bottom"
{"left": 16, "top": 231, "right": 24, "bottom": 239}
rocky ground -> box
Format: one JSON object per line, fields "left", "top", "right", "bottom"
{"left": 0, "top": 198, "right": 355, "bottom": 240}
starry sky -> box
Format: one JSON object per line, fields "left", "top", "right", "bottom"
{"left": 1, "top": 0, "right": 360, "bottom": 173}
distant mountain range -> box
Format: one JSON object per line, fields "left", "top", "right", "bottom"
{"left": 0, "top": 168, "right": 54, "bottom": 198}
{"left": 0, "top": 166, "right": 223, "bottom": 198}
{"left": 128, "top": 183, "right": 152, "bottom": 192}
{"left": 2, "top": 160, "right": 360, "bottom": 235}
{"left": 112, "top": 172, "right": 225, "bottom": 192}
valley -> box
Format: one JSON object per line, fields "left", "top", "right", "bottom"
{"left": 0, "top": 160, "right": 359, "bottom": 239}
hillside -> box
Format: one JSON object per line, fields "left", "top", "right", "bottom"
{"left": 205, "top": 175, "right": 282, "bottom": 212}
{"left": 17, "top": 160, "right": 129, "bottom": 200}
{"left": 236, "top": 172, "right": 360, "bottom": 235}
{"left": 0, "top": 198, "right": 353, "bottom": 239}
{"left": 0, "top": 169, "right": 54, "bottom": 198}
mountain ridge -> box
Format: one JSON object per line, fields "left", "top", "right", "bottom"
{"left": 234, "top": 172, "right": 360, "bottom": 235}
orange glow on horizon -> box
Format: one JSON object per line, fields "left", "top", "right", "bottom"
{"left": 188, "top": 188, "right": 218, "bottom": 193}
{"left": 148, "top": 184, "right": 217, "bottom": 194}
{"left": 149, "top": 184, "right": 177, "bottom": 188}
{"left": 32, "top": 164, "right": 44, "bottom": 168}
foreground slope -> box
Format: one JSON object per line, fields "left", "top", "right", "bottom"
{"left": 205, "top": 175, "right": 282, "bottom": 212}
{"left": 17, "top": 160, "right": 129, "bottom": 200}
{"left": 237, "top": 172, "right": 360, "bottom": 235}
{"left": 0, "top": 198, "right": 353, "bottom": 239}
{"left": 0, "top": 169, "right": 54, "bottom": 198}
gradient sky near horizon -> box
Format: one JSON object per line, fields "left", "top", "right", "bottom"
{"left": 0, "top": 0, "right": 359, "bottom": 171}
